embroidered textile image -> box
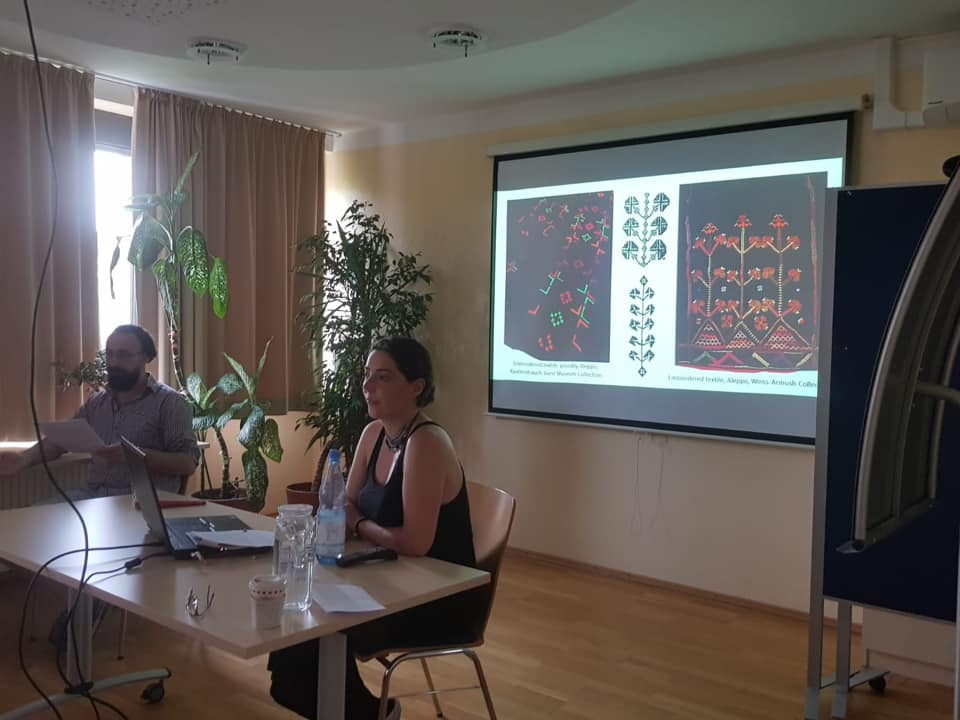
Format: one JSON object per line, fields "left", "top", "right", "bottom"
{"left": 627, "top": 276, "right": 655, "bottom": 377}
{"left": 621, "top": 192, "right": 670, "bottom": 377}
{"left": 676, "top": 173, "right": 828, "bottom": 371}
{"left": 622, "top": 192, "right": 670, "bottom": 268}
{"left": 504, "top": 192, "right": 613, "bottom": 362}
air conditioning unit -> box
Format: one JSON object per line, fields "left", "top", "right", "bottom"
{"left": 922, "top": 47, "right": 960, "bottom": 126}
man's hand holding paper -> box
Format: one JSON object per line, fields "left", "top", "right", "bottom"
{"left": 37, "top": 419, "right": 104, "bottom": 454}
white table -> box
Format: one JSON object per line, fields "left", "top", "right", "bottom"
{"left": 0, "top": 493, "right": 489, "bottom": 719}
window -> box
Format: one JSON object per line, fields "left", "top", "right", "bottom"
{"left": 94, "top": 103, "right": 135, "bottom": 347}
{"left": 94, "top": 147, "right": 134, "bottom": 348}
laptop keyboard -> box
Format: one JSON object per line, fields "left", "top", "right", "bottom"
{"left": 165, "top": 515, "right": 253, "bottom": 551}
{"left": 166, "top": 521, "right": 198, "bottom": 551}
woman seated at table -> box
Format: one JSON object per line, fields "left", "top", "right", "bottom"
{"left": 268, "top": 337, "right": 484, "bottom": 720}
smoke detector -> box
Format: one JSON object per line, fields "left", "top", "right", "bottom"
{"left": 431, "top": 28, "right": 484, "bottom": 58}
{"left": 186, "top": 39, "right": 245, "bottom": 65}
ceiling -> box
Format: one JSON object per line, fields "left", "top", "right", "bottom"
{"left": 1, "top": 0, "right": 959, "bottom": 134}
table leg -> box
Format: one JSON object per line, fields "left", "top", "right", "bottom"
{"left": 65, "top": 588, "right": 93, "bottom": 686}
{"left": 316, "top": 633, "right": 346, "bottom": 720}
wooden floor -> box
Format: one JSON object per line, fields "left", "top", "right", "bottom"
{"left": 0, "top": 554, "right": 952, "bottom": 719}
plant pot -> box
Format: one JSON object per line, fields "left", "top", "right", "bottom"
{"left": 192, "top": 489, "right": 257, "bottom": 513}
{"left": 285, "top": 482, "right": 319, "bottom": 513}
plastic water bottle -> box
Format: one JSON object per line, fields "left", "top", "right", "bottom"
{"left": 315, "top": 448, "right": 346, "bottom": 565}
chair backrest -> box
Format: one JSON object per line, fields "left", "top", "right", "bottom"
{"left": 467, "top": 481, "right": 516, "bottom": 638}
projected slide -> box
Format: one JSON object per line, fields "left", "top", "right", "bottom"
{"left": 492, "top": 163, "right": 837, "bottom": 396}
{"left": 489, "top": 115, "right": 850, "bottom": 442}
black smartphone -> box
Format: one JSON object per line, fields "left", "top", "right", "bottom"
{"left": 335, "top": 547, "right": 399, "bottom": 568}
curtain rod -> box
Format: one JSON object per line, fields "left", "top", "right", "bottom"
{"left": 0, "top": 45, "right": 341, "bottom": 137}
{"left": 1, "top": 46, "right": 88, "bottom": 73}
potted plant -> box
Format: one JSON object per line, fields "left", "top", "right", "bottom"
{"left": 185, "top": 340, "right": 283, "bottom": 512}
{"left": 118, "top": 152, "right": 230, "bottom": 391}
{"left": 291, "top": 200, "right": 433, "bottom": 505}
{"left": 53, "top": 351, "right": 107, "bottom": 394}
{"left": 114, "top": 152, "right": 281, "bottom": 511}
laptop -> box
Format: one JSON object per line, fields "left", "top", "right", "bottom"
{"left": 121, "top": 437, "right": 272, "bottom": 559}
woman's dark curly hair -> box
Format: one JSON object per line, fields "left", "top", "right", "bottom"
{"left": 370, "top": 337, "right": 435, "bottom": 407}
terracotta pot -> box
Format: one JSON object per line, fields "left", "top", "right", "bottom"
{"left": 191, "top": 489, "right": 257, "bottom": 513}
{"left": 284, "top": 482, "right": 319, "bottom": 513}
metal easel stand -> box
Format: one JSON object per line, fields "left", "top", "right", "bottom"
{"left": 953, "top": 528, "right": 960, "bottom": 720}
{"left": 805, "top": 597, "right": 888, "bottom": 720}
{"left": 805, "top": 418, "right": 888, "bottom": 720}
{"left": 0, "top": 589, "right": 171, "bottom": 720}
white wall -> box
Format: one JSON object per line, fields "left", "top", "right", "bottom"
{"left": 863, "top": 608, "right": 955, "bottom": 686}
{"left": 483, "top": 419, "right": 816, "bottom": 609}
{"left": 326, "top": 36, "right": 960, "bottom": 619}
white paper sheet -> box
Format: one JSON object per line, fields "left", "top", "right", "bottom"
{"left": 187, "top": 529, "right": 274, "bottom": 549}
{"left": 38, "top": 419, "right": 104, "bottom": 453}
{"left": 311, "top": 583, "right": 385, "bottom": 613}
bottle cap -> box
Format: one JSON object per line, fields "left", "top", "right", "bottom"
{"left": 277, "top": 504, "right": 312, "bottom": 516}
{"left": 328, "top": 448, "right": 341, "bottom": 464}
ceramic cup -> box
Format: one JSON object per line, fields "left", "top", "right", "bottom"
{"left": 249, "top": 574, "right": 286, "bottom": 630}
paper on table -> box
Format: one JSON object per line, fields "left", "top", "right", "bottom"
{"left": 311, "top": 583, "right": 385, "bottom": 613}
{"left": 38, "top": 419, "right": 104, "bottom": 454}
{"left": 187, "top": 529, "right": 274, "bottom": 549}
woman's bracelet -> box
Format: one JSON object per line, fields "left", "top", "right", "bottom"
{"left": 353, "top": 516, "right": 368, "bottom": 537}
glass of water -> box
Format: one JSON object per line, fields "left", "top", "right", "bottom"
{"left": 273, "top": 505, "right": 315, "bottom": 611}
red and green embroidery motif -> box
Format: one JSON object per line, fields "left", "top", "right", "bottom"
{"left": 505, "top": 192, "right": 613, "bottom": 362}
{"left": 677, "top": 174, "right": 826, "bottom": 371}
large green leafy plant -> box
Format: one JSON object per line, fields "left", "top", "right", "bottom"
{"left": 112, "top": 152, "right": 281, "bottom": 511}
{"left": 185, "top": 340, "right": 283, "bottom": 511}
{"left": 297, "top": 200, "right": 433, "bottom": 483}
{"left": 114, "top": 152, "right": 229, "bottom": 391}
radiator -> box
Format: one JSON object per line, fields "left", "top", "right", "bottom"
{"left": 0, "top": 456, "right": 91, "bottom": 509}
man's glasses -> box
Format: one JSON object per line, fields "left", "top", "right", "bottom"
{"left": 103, "top": 350, "right": 144, "bottom": 363}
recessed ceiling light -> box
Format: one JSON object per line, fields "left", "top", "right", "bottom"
{"left": 186, "top": 39, "right": 245, "bottom": 65}
{"left": 431, "top": 28, "right": 484, "bottom": 58}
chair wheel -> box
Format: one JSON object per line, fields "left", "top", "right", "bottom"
{"left": 868, "top": 675, "right": 886, "bottom": 694}
{"left": 141, "top": 680, "right": 165, "bottom": 704}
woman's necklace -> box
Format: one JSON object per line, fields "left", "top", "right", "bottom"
{"left": 384, "top": 413, "right": 419, "bottom": 453}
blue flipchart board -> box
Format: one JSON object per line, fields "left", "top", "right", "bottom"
{"left": 822, "top": 182, "right": 960, "bottom": 622}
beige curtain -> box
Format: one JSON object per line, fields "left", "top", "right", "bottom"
{"left": 0, "top": 53, "right": 98, "bottom": 440}
{"left": 131, "top": 89, "right": 321, "bottom": 410}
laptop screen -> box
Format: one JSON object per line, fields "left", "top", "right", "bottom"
{"left": 121, "top": 436, "right": 172, "bottom": 549}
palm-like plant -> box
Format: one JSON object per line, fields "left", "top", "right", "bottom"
{"left": 296, "top": 201, "right": 432, "bottom": 484}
